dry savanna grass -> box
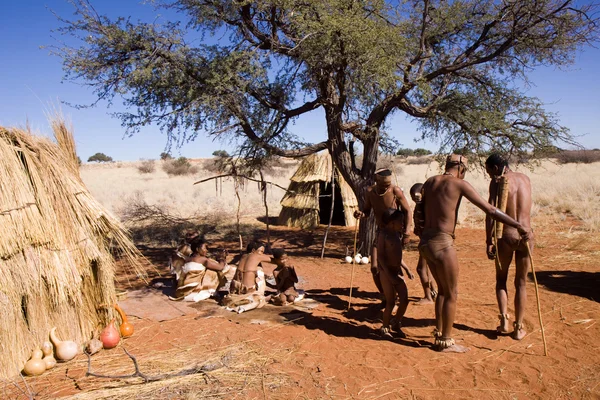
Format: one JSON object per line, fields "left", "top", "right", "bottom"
{"left": 80, "top": 157, "right": 600, "bottom": 237}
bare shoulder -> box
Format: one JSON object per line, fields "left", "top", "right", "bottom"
{"left": 392, "top": 185, "right": 406, "bottom": 197}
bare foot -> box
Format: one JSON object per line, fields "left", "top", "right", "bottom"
{"left": 379, "top": 326, "right": 394, "bottom": 339}
{"left": 497, "top": 313, "right": 510, "bottom": 334}
{"left": 512, "top": 322, "right": 527, "bottom": 340}
{"left": 414, "top": 297, "right": 434, "bottom": 305}
{"left": 435, "top": 337, "right": 470, "bottom": 353}
{"left": 439, "top": 343, "right": 471, "bottom": 353}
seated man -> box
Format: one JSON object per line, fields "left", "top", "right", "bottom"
{"left": 170, "top": 237, "right": 231, "bottom": 302}
{"left": 269, "top": 248, "right": 304, "bottom": 305}
{"left": 222, "top": 241, "right": 272, "bottom": 313}
{"left": 378, "top": 207, "right": 412, "bottom": 338}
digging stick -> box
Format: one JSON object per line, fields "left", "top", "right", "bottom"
{"left": 320, "top": 170, "right": 336, "bottom": 259}
{"left": 526, "top": 240, "right": 548, "bottom": 356}
{"left": 347, "top": 220, "right": 360, "bottom": 311}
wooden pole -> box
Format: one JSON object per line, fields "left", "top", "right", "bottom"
{"left": 259, "top": 170, "right": 271, "bottom": 247}
{"left": 320, "top": 170, "right": 336, "bottom": 259}
{"left": 347, "top": 220, "right": 360, "bottom": 311}
{"left": 525, "top": 240, "right": 548, "bottom": 356}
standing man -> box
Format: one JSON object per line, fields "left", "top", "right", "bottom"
{"left": 485, "top": 153, "right": 534, "bottom": 340}
{"left": 418, "top": 154, "right": 531, "bottom": 353}
{"left": 354, "top": 169, "right": 413, "bottom": 336}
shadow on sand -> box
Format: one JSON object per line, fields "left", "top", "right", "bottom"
{"left": 532, "top": 270, "right": 600, "bottom": 303}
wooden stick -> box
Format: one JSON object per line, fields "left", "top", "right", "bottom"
{"left": 347, "top": 219, "right": 360, "bottom": 311}
{"left": 525, "top": 240, "right": 548, "bottom": 356}
{"left": 320, "top": 170, "right": 336, "bottom": 259}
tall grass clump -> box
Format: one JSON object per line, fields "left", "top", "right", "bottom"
{"left": 162, "top": 157, "right": 199, "bottom": 176}
{"left": 137, "top": 159, "right": 156, "bottom": 174}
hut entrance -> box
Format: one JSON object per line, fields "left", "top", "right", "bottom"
{"left": 318, "top": 181, "right": 345, "bottom": 225}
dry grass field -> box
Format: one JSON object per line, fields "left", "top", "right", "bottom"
{"left": 7, "top": 156, "right": 599, "bottom": 399}
{"left": 81, "top": 157, "right": 600, "bottom": 235}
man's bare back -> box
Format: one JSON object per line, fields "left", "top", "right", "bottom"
{"left": 485, "top": 154, "right": 534, "bottom": 340}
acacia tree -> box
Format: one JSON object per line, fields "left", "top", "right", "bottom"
{"left": 55, "top": 0, "right": 598, "bottom": 249}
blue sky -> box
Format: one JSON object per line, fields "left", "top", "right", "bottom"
{"left": 1, "top": 1, "right": 599, "bottom": 162}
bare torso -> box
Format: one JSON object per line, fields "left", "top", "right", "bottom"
{"left": 490, "top": 170, "right": 532, "bottom": 239}
{"left": 364, "top": 184, "right": 412, "bottom": 232}
{"left": 236, "top": 253, "right": 271, "bottom": 289}
{"left": 422, "top": 175, "right": 465, "bottom": 234}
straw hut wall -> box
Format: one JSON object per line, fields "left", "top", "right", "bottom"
{"left": 279, "top": 153, "right": 358, "bottom": 229}
{"left": 0, "top": 121, "right": 144, "bottom": 378}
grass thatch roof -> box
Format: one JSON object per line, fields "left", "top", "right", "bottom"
{"left": 279, "top": 153, "right": 358, "bottom": 229}
{"left": 0, "top": 120, "right": 145, "bottom": 378}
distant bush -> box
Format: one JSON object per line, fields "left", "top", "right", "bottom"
{"left": 555, "top": 150, "right": 600, "bottom": 164}
{"left": 162, "top": 157, "right": 199, "bottom": 176}
{"left": 407, "top": 156, "right": 432, "bottom": 165}
{"left": 88, "top": 152, "right": 113, "bottom": 163}
{"left": 212, "top": 150, "right": 230, "bottom": 158}
{"left": 138, "top": 159, "right": 156, "bottom": 174}
{"left": 397, "top": 148, "right": 432, "bottom": 157}
{"left": 160, "top": 152, "right": 173, "bottom": 160}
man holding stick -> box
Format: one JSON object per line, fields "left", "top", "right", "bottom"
{"left": 418, "top": 154, "right": 531, "bottom": 353}
{"left": 485, "top": 153, "right": 534, "bottom": 340}
{"left": 354, "top": 169, "right": 413, "bottom": 337}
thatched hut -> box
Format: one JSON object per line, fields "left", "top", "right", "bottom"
{"left": 0, "top": 120, "right": 144, "bottom": 378}
{"left": 278, "top": 153, "right": 359, "bottom": 229}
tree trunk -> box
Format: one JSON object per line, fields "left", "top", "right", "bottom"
{"left": 354, "top": 181, "right": 377, "bottom": 257}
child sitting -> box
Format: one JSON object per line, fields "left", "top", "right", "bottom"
{"left": 269, "top": 248, "right": 304, "bottom": 305}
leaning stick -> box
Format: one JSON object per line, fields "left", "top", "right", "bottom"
{"left": 526, "top": 240, "right": 548, "bottom": 356}
{"left": 347, "top": 219, "right": 360, "bottom": 311}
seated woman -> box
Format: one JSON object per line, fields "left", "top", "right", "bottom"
{"left": 222, "top": 241, "right": 272, "bottom": 313}
{"left": 170, "top": 237, "right": 231, "bottom": 302}
{"left": 269, "top": 248, "right": 304, "bottom": 305}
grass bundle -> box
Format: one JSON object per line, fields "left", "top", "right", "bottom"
{"left": 0, "top": 120, "right": 146, "bottom": 378}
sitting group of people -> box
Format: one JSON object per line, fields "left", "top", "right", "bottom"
{"left": 169, "top": 234, "right": 303, "bottom": 314}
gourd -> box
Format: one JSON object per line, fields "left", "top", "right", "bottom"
{"left": 23, "top": 349, "right": 46, "bottom": 376}
{"left": 114, "top": 303, "right": 134, "bottom": 338}
{"left": 49, "top": 327, "right": 79, "bottom": 361}
{"left": 99, "top": 319, "right": 120, "bottom": 349}
{"left": 41, "top": 341, "right": 56, "bottom": 369}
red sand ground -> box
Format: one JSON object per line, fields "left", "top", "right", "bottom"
{"left": 5, "top": 223, "right": 600, "bottom": 399}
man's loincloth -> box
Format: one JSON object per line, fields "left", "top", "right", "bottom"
{"left": 376, "top": 229, "right": 404, "bottom": 285}
{"left": 418, "top": 228, "right": 455, "bottom": 263}
{"left": 498, "top": 234, "right": 533, "bottom": 253}
{"left": 221, "top": 268, "right": 267, "bottom": 310}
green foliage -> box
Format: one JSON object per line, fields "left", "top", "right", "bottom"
{"left": 162, "top": 156, "right": 199, "bottom": 176}
{"left": 56, "top": 0, "right": 597, "bottom": 191}
{"left": 160, "top": 152, "right": 173, "bottom": 160}
{"left": 396, "top": 148, "right": 432, "bottom": 157}
{"left": 212, "top": 150, "right": 230, "bottom": 158}
{"left": 87, "top": 152, "right": 113, "bottom": 163}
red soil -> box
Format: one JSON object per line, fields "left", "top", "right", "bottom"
{"left": 7, "top": 223, "right": 600, "bottom": 399}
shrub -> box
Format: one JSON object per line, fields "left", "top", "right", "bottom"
{"left": 407, "top": 156, "right": 432, "bottom": 165}
{"left": 88, "top": 152, "right": 113, "bottom": 162}
{"left": 555, "top": 150, "right": 600, "bottom": 164}
{"left": 137, "top": 159, "right": 156, "bottom": 174}
{"left": 160, "top": 152, "right": 173, "bottom": 160}
{"left": 212, "top": 150, "right": 230, "bottom": 158}
{"left": 396, "top": 148, "right": 432, "bottom": 157}
{"left": 162, "top": 156, "right": 200, "bottom": 176}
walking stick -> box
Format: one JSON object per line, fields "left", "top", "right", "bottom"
{"left": 347, "top": 219, "right": 360, "bottom": 311}
{"left": 525, "top": 240, "right": 548, "bottom": 356}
